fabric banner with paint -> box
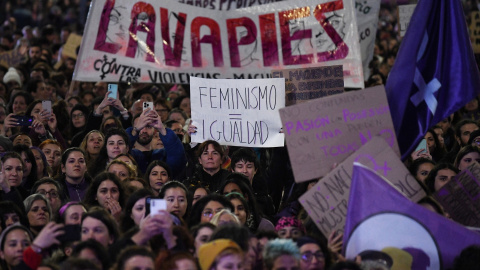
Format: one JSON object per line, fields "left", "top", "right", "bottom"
{"left": 385, "top": 0, "right": 480, "bottom": 159}
{"left": 73, "top": 0, "right": 364, "bottom": 88}
{"left": 344, "top": 163, "right": 480, "bottom": 269}
{"left": 355, "top": 0, "right": 380, "bottom": 80}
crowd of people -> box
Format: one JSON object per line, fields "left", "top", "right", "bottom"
{"left": 0, "top": 1, "right": 480, "bottom": 270}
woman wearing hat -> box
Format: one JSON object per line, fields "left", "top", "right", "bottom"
{"left": 198, "top": 239, "right": 244, "bottom": 270}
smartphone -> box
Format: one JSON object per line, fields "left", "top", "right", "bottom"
{"left": 56, "top": 225, "right": 81, "bottom": 243}
{"left": 42, "top": 100, "right": 52, "bottom": 114}
{"left": 143, "top": 102, "right": 153, "bottom": 111}
{"left": 415, "top": 138, "right": 428, "bottom": 154}
{"left": 12, "top": 115, "right": 33, "bottom": 126}
{"left": 145, "top": 197, "right": 167, "bottom": 217}
{"left": 108, "top": 84, "right": 118, "bottom": 99}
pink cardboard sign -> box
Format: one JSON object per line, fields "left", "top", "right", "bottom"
{"left": 279, "top": 85, "right": 400, "bottom": 182}
{"left": 299, "top": 136, "right": 426, "bottom": 237}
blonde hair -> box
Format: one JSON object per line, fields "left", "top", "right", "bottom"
{"left": 210, "top": 209, "right": 240, "bottom": 226}
{"left": 79, "top": 130, "right": 104, "bottom": 164}
{"left": 106, "top": 159, "right": 137, "bottom": 178}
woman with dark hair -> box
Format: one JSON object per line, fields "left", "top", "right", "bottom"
{"left": 88, "top": 128, "right": 130, "bottom": 177}
{"left": 39, "top": 139, "right": 64, "bottom": 178}
{"left": 296, "top": 236, "right": 332, "bottom": 270}
{"left": 171, "top": 95, "right": 191, "bottom": 119}
{"left": 7, "top": 91, "right": 33, "bottom": 114}
{"left": 190, "top": 222, "right": 216, "bottom": 256}
{"left": 12, "top": 144, "right": 38, "bottom": 192}
{"left": 188, "top": 193, "right": 234, "bottom": 228}
{"left": 424, "top": 163, "right": 459, "bottom": 193}
{"left": 454, "top": 145, "right": 480, "bottom": 171}
{"left": 120, "top": 188, "right": 154, "bottom": 233}
{"left": 66, "top": 104, "right": 90, "bottom": 143}
{"left": 158, "top": 180, "right": 190, "bottom": 220}
{"left": 0, "top": 201, "right": 29, "bottom": 231}
{"left": 81, "top": 207, "right": 120, "bottom": 248}
{"left": 56, "top": 201, "right": 88, "bottom": 225}
{"left": 220, "top": 173, "right": 274, "bottom": 232}
{"left": 186, "top": 140, "right": 231, "bottom": 193}
{"left": 424, "top": 128, "right": 447, "bottom": 162}
{"left": 0, "top": 224, "right": 34, "bottom": 270}
{"left": 144, "top": 160, "right": 172, "bottom": 196}
{"left": 1, "top": 151, "right": 28, "bottom": 199}
{"left": 30, "top": 146, "right": 51, "bottom": 178}
{"left": 83, "top": 172, "right": 126, "bottom": 221}
{"left": 100, "top": 116, "right": 124, "bottom": 135}
{"left": 408, "top": 158, "right": 436, "bottom": 185}
{"left": 189, "top": 184, "right": 210, "bottom": 206}
{"left": 56, "top": 147, "right": 91, "bottom": 201}
{"left": 71, "top": 238, "right": 111, "bottom": 270}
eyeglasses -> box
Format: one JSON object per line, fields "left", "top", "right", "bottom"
{"left": 202, "top": 208, "right": 224, "bottom": 218}
{"left": 301, "top": 251, "right": 324, "bottom": 262}
{"left": 72, "top": 113, "right": 85, "bottom": 119}
{"left": 37, "top": 189, "right": 59, "bottom": 198}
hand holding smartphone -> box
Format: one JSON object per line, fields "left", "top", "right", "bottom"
{"left": 145, "top": 197, "right": 167, "bottom": 217}
{"left": 108, "top": 84, "right": 118, "bottom": 99}
{"left": 143, "top": 102, "right": 153, "bottom": 111}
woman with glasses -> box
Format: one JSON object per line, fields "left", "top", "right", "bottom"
{"left": 31, "top": 177, "right": 64, "bottom": 213}
{"left": 188, "top": 193, "right": 233, "bottom": 228}
{"left": 66, "top": 104, "right": 89, "bottom": 145}
{"left": 296, "top": 236, "right": 331, "bottom": 270}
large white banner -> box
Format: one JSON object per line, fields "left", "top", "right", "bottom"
{"left": 73, "top": 0, "right": 364, "bottom": 88}
{"left": 355, "top": 0, "right": 380, "bottom": 79}
{"left": 190, "top": 77, "right": 285, "bottom": 147}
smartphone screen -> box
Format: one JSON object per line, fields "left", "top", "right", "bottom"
{"left": 12, "top": 115, "right": 33, "bottom": 126}
{"left": 143, "top": 102, "right": 153, "bottom": 111}
{"left": 42, "top": 100, "right": 52, "bottom": 114}
{"left": 145, "top": 197, "right": 166, "bottom": 217}
{"left": 415, "top": 138, "right": 428, "bottom": 154}
{"left": 108, "top": 84, "right": 118, "bottom": 99}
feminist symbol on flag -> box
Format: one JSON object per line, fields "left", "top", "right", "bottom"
{"left": 409, "top": 32, "right": 441, "bottom": 115}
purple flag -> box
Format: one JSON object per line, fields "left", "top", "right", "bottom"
{"left": 344, "top": 163, "right": 480, "bottom": 269}
{"left": 385, "top": 0, "right": 480, "bottom": 160}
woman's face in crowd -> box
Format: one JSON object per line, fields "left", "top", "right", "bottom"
{"left": 20, "top": 152, "right": 32, "bottom": 178}
{"left": 415, "top": 162, "right": 434, "bottom": 184}
{"left": 12, "top": 96, "right": 27, "bottom": 114}
{"left": 96, "top": 180, "right": 120, "bottom": 208}
{"left": 230, "top": 198, "right": 247, "bottom": 225}
{"left": 198, "top": 144, "right": 222, "bottom": 172}
{"left": 81, "top": 216, "right": 113, "bottom": 247}
{"left": 36, "top": 183, "right": 61, "bottom": 212}
{"left": 0, "top": 229, "right": 31, "bottom": 268}
{"left": 27, "top": 199, "right": 49, "bottom": 227}
{"left": 86, "top": 132, "right": 104, "bottom": 155}
{"left": 434, "top": 168, "right": 457, "bottom": 191}
{"left": 106, "top": 135, "right": 128, "bottom": 160}
{"left": 223, "top": 183, "right": 242, "bottom": 196}
{"left": 30, "top": 103, "right": 43, "bottom": 120}
{"left": 108, "top": 164, "right": 129, "bottom": 181}
{"left": 13, "top": 135, "right": 32, "bottom": 147}
{"left": 299, "top": 243, "right": 325, "bottom": 270}
{"left": 31, "top": 148, "right": 45, "bottom": 177}
{"left": 215, "top": 254, "right": 244, "bottom": 270}
{"left": 42, "top": 144, "right": 61, "bottom": 169}
{"left": 179, "top": 97, "right": 191, "bottom": 118}
{"left": 131, "top": 197, "right": 147, "bottom": 226}
{"left": 4, "top": 157, "right": 23, "bottom": 187}
{"left": 200, "top": 201, "right": 224, "bottom": 223}
{"left": 149, "top": 165, "right": 169, "bottom": 192}
{"left": 62, "top": 151, "right": 87, "bottom": 180}
{"left": 277, "top": 226, "right": 302, "bottom": 240}
{"left": 194, "top": 227, "right": 213, "bottom": 252}
{"left": 168, "top": 112, "right": 186, "bottom": 127}
{"left": 165, "top": 187, "right": 187, "bottom": 217}
{"left": 193, "top": 188, "right": 208, "bottom": 205}
{"left": 64, "top": 205, "right": 86, "bottom": 225}
{"left": 2, "top": 213, "right": 20, "bottom": 227}
{"left": 71, "top": 109, "right": 86, "bottom": 128}
{"left": 458, "top": 152, "right": 480, "bottom": 171}
{"left": 424, "top": 132, "right": 436, "bottom": 153}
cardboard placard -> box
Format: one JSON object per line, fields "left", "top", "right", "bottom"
{"left": 300, "top": 136, "right": 426, "bottom": 237}
{"left": 62, "top": 34, "right": 83, "bottom": 60}
{"left": 190, "top": 76, "right": 285, "bottom": 147}
{"left": 434, "top": 162, "right": 480, "bottom": 227}
{"left": 0, "top": 48, "right": 26, "bottom": 69}
{"left": 279, "top": 85, "right": 399, "bottom": 182}
{"left": 271, "top": 65, "right": 344, "bottom": 106}
{"left": 398, "top": 4, "right": 416, "bottom": 37}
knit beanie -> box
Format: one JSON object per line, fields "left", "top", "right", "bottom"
{"left": 3, "top": 67, "right": 22, "bottom": 87}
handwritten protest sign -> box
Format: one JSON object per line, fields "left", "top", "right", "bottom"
{"left": 271, "top": 65, "right": 344, "bottom": 106}
{"left": 434, "top": 162, "right": 480, "bottom": 227}
{"left": 63, "top": 34, "right": 83, "bottom": 60}
{"left": 73, "top": 0, "right": 364, "bottom": 88}
{"left": 398, "top": 4, "right": 416, "bottom": 37}
{"left": 470, "top": 11, "right": 480, "bottom": 54}
{"left": 300, "top": 136, "right": 425, "bottom": 236}
{"left": 190, "top": 77, "right": 285, "bottom": 147}
{"left": 355, "top": 0, "right": 380, "bottom": 79}
{"left": 0, "top": 49, "right": 26, "bottom": 69}
{"left": 279, "top": 85, "right": 399, "bottom": 182}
